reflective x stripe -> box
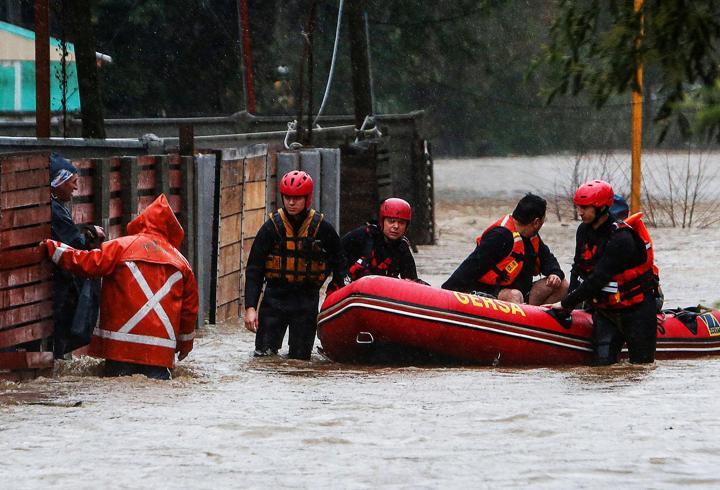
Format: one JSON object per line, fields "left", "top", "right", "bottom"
{"left": 118, "top": 262, "right": 182, "bottom": 341}
{"left": 578, "top": 276, "right": 619, "bottom": 294}
{"left": 601, "top": 283, "right": 619, "bottom": 293}
{"left": 179, "top": 332, "right": 195, "bottom": 342}
{"left": 52, "top": 242, "right": 70, "bottom": 264}
{"left": 93, "top": 327, "right": 176, "bottom": 349}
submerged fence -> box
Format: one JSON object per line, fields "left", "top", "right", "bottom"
{"left": 0, "top": 153, "right": 54, "bottom": 376}
{"left": 71, "top": 154, "right": 196, "bottom": 263}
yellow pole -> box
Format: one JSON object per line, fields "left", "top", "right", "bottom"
{"left": 630, "top": 0, "right": 644, "bottom": 214}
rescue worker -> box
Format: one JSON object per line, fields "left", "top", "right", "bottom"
{"left": 442, "top": 193, "right": 568, "bottom": 305}
{"left": 244, "top": 170, "right": 348, "bottom": 359}
{"left": 42, "top": 194, "right": 198, "bottom": 379}
{"left": 342, "top": 198, "right": 419, "bottom": 282}
{"left": 610, "top": 194, "right": 664, "bottom": 312}
{"left": 546, "top": 180, "right": 659, "bottom": 365}
{"left": 49, "top": 153, "right": 104, "bottom": 358}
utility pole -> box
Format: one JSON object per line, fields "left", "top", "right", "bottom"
{"left": 630, "top": 0, "right": 644, "bottom": 214}
{"left": 34, "top": 0, "right": 50, "bottom": 138}
{"left": 237, "top": 0, "right": 256, "bottom": 113}
{"left": 347, "top": 0, "right": 372, "bottom": 128}
{"left": 67, "top": 0, "right": 106, "bottom": 139}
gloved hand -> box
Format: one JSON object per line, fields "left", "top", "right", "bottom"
{"left": 545, "top": 307, "right": 573, "bottom": 329}
{"left": 81, "top": 224, "right": 106, "bottom": 249}
{"left": 94, "top": 225, "right": 106, "bottom": 239}
{"left": 655, "top": 290, "right": 665, "bottom": 313}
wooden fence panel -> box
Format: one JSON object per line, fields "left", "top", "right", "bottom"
{"left": 0, "top": 152, "right": 54, "bottom": 377}
{"left": 215, "top": 148, "right": 245, "bottom": 323}
{"left": 211, "top": 144, "right": 271, "bottom": 324}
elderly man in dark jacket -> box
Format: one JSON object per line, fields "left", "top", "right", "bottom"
{"left": 50, "top": 153, "right": 104, "bottom": 358}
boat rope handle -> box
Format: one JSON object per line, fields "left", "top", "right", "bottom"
{"left": 356, "top": 331, "right": 374, "bottom": 344}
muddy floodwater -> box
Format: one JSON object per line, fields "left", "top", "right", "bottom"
{"left": 3, "top": 155, "right": 720, "bottom": 488}
{"left": 3, "top": 331, "right": 720, "bottom": 488}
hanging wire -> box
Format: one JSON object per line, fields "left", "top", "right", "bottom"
{"left": 312, "top": 0, "right": 345, "bottom": 127}
{"left": 284, "top": 120, "right": 303, "bottom": 150}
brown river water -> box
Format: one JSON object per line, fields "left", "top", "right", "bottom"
{"left": 3, "top": 155, "right": 720, "bottom": 488}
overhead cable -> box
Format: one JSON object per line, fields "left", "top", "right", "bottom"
{"left": 313, "top": 0, "right": 345, "bottom": 126}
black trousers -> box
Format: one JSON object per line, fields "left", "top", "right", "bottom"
{"left": 592, "top": 295, "right": 657, "bottom": 365}
{"left": 256, "top": 285, "right": 320, "bottom": 360}
{"left": 104, "top": 360, "right": 171, "bottom": 380}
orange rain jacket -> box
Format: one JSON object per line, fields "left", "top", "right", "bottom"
{"left": 44, "top": 194, "right": 198, "bottom": 368}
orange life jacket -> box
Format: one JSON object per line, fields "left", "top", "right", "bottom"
{"left": 625, "top": 212, "right": 660, "bottom": 280}
{"left": 264, "top": 208, "right": 329, "bottom": 286}
{"left": 576, "top": 214, "right": 657, "bottom": 309}
{"left": 475, "top": 215, "right": 540, "bottom": 287}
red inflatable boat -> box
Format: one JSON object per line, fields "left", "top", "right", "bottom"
{"left": 317, "top": 276, "right": 720, "bottom": 366}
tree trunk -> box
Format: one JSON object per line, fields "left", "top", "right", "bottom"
{"left": 347, "top": 0, "right": 372, "bottom": 128}
{"left": 67, "top": 0, "right": 106, "bottom": 139}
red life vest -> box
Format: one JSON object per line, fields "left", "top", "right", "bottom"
{"left": 348, "top": 224, "right": 407, "bottom": 280}
{"left": 45, "top": 194, "right": 199, "bottom": 368}
{"left": 475, "top": 215, "right": 540, "bottom": 287}
{"left": 576, "top": 214, "right": 656, "bottom": 309}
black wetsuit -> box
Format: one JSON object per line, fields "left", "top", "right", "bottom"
{"left": 244, "top": 209, "right": 347, "bottom": 359}
{"left": 441, "top": 227, "right": 564, "bottom": 299}
{"left": 342, "top": 224, "right": 417, "bottom": 280}
{"left": 561, "top": 216, "right": 657, "bottom": 365}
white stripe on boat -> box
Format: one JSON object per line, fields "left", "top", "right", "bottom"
{"left": 319, "top": 297, "right": 593, "bottom": 353}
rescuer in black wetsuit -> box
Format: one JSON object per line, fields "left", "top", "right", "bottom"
{"left": 342, "top": 198, "right": 419, "bottom": 282}
{"left": 442, "top": 193, "right": 567, "bottom": 305}
{"left": 243, "top": 170, "right": 348, "bottom": 360}
{"left": 546, "top": 180, "right": 659, "bottom": 365}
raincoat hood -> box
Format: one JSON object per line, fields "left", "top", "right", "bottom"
{"left": 127, "top": 194, "right": 184, "bottom": 248}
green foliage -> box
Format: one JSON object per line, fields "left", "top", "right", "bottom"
{"left": 94, "top": 0, "right": 246, "bottom": 117}
{"left": 544, "top": 0, "right": 720, "bottom": 142}
{"left": 61, "top": 0, "right": 717, "bottom": 153}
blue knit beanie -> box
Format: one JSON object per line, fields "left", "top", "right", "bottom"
{"left": 50, "top": 153, "right": 77, "bottom": 188}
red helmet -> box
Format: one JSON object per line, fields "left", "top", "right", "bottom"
{"left": 280, "top": 170, "right": 313, "bottom": 209}
{"left": 379, "top": 198, "right": 412, "bottom": 222}
{"left": 573, "top": 180, "right": 614, "bottom": 208}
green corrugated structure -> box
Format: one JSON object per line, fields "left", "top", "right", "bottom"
{"left": 0, "top": 20, "right": 80, "bottom": 112}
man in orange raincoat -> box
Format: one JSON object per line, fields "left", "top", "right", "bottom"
{"left": 42, "top": 194, "right": 199, "bottom": 379}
